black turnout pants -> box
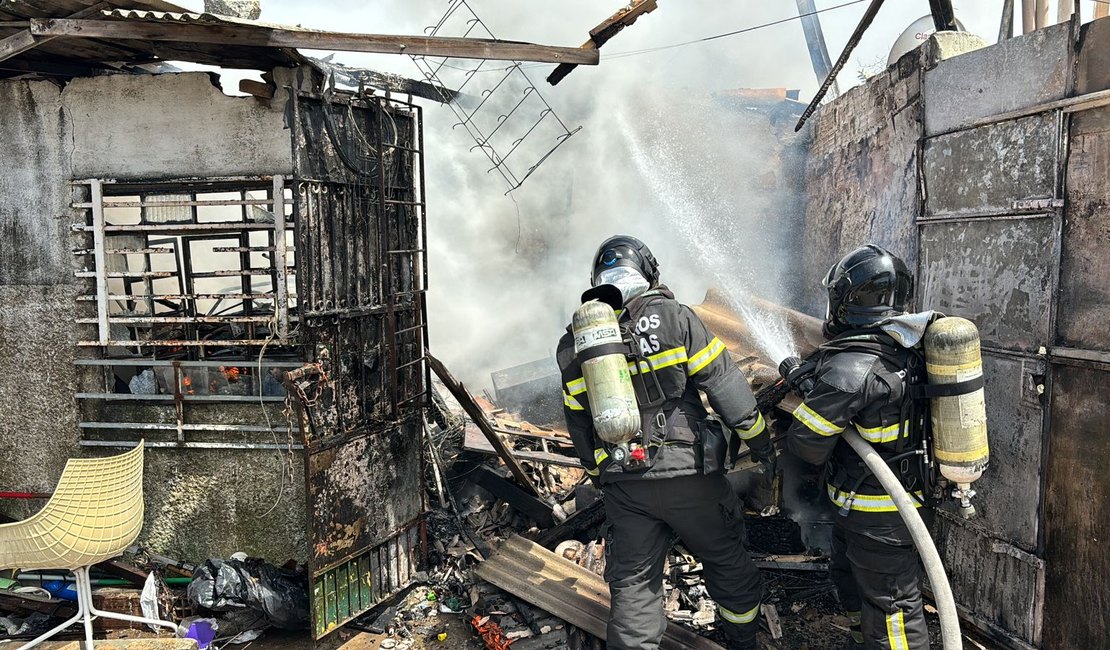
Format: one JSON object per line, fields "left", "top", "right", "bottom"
{"left": 603, "top": 473, "right": 763, "bottom": 650}
{"left": 831, "top": 520, "right": 931, "bottom": 649}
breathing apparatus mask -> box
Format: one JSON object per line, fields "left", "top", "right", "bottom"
{"left": 593, "top": 266, "right": 650, "bottom": 305}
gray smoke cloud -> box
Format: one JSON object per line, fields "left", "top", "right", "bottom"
{"left": 410, "top": 2, "right": 817, "bottom": 387}
{"left": 182, "top": 0, "right": 1006, "bottom": 387}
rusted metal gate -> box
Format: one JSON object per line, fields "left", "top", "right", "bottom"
{"left": 917, "top": 18, "right": 1110, "bottom": 648}
{"left": 287, "top": 88, "right": 429, "bottom": 639}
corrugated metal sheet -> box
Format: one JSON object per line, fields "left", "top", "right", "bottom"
{"left": 475, "top": 535, "right": 724, "bottom": 650}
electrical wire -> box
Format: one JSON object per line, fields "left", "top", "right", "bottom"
{"left": 600, "top": 0, "right": 869, "bottom": 60}
{"left": 434, "top": 0, "right": 869, "bottom": 74}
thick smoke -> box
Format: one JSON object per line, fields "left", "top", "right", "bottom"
{"left": 411, "top": 2, "right": 817, "bottom": 387}
{"left": 190, "top": 0, "right": 1005, "bottom": 387}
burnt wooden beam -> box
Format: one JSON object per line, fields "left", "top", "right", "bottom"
{"left": 0, "top": 29, "right": 51, "bottom": 64}
{"left": 428, "top": 354, "right": 543, "bottom": 498}
{"left": 0, "top": 3, "right": 112, "bottom": 64}
{"left": 548, "top": 0, "right": 658, "bottom": 86}
{"left": 29, "top": 18, "right": 600, "bottom": 66}
{"left": 794, "top": 0, "right": 886, "bottom": 132}
{"left": 310, "top": 58, "right": 461, "bottom": 104}
{"left": 239, "top": 77, "right": 275, "bottom": 98}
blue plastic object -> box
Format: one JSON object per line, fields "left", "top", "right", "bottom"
{"left": 42, "top": 580, "right": 79, "bottom": 601}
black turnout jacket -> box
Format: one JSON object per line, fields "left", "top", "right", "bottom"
{"left": 557, "top": 287, "right": 770, "bottom": 483}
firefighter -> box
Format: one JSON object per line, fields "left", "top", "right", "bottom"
{"left": 556, "top": 235, "right": 775, "bottom": 650}
{"left": 783, "top": 244, "right": 932, "bottom": 650}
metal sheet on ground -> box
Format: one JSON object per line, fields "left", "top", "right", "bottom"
{"left": 474, "top": 535, "right": 724, "bottom": 650}
{"left": 919, "top": 216, "right": 1056, "bottom": 353}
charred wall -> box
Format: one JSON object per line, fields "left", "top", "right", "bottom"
{"left": 798, "top": 17, "right": 1110, "bottom": 648}
{"left": 0, "top": 70, "right": 305, "bottom": 561}
{"left": 798, "top": 49, "right": 924, "bottom": 316}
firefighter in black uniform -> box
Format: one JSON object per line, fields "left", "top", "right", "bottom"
{"left": 557, "top": 235, "right": 775, "bottom": 650}
{"left": 783, "top": 244, "right": 932, "bottom": 649}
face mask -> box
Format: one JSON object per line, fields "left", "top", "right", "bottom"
{"left": 594, "top": 266, "right": 650, "bottom": 304}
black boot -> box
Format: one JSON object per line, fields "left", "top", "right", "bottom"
{"left": 719, "top": 620, "right": 758, "bottom": 650}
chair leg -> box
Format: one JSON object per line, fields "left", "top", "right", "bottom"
{"left": 82, "top": 568, "right": 178, "bottom": 635}
{"left": 16, "top": 572, "right": 88, "bottom": 650}
{"left": 76, "top": 567, "right": 96, "bottom": 649}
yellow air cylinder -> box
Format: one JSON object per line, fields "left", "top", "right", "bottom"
{"left": 924, "top": 316, "right": 989, "bottom": 488}
{"left": 572, "top": 300, "right": 640, "bottom": 444}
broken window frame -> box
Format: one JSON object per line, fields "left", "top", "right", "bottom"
{"left": 73, "top": 176, "right": 295, "bottom": 348}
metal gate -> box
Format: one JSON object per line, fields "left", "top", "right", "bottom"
{"left": 287, "top": 88, "right": 429, "bottom": 639}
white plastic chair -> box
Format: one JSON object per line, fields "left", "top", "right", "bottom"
{"left": 0, "top": 442, "right": 177, "bottom": 648}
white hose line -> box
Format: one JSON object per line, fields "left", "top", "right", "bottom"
{"left": 841, "top": 428, "right": 962, "bottom": 650}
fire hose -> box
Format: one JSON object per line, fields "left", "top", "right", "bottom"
{"left": 839, "top": 428, "right": 961, "bottom": 649}
{"left": 756, "top": 373, "right": 962, "bottom": 649}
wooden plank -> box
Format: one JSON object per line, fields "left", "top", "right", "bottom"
{"left": 0, "top": 28, "right": 52, "bottom": 63}
{"left": 548, "top": 0, "right": 658, "bottom": 85}
{"left": 429, "top": 354, "right": 542, "bottom": 497}
{"left": 30, "top": 18, "right": 600, "bottom": 65}
{"left": 463, "top": 425, "right": 581, "bottom": 468}
{"left": 0, "top": 1, "right": 112, "bottom": 63}
{"left": 475, "top": 535, "right": 724, "bottom": 650}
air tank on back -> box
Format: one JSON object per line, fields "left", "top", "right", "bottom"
{"left": 572, "top": 300, "right": 640, "bottom": 444}
{"left": 924, "top": 316, "right": 989, "bottom": 518}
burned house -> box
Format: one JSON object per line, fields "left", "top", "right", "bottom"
{"left": 0, "top": 4, "right": 433, "bottom": 638}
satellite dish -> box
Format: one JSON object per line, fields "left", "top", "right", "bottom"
{"left": 887, "top": 14, "right": 967, "bottom": 66}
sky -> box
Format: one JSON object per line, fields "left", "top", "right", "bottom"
{"left": 171, "top": 1, "right": 1103, "bottom": 387}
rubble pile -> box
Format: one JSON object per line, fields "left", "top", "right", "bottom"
{"left": 396, "top": 376, "right": 859, "bottom": 650}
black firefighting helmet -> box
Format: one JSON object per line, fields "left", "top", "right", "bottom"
{"left": 590, "top": 235, "right": 660, "bottom": 287}
{"left": 823, "top": 244, "right": 913, "bottom": 334}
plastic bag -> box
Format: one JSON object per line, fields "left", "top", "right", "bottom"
{"left": 187, "top": 557, "right": 309, "bottom": 629}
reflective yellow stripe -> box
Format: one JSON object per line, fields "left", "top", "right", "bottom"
{"left": 566, "top": 377, "right": 586, "bottom": 395}
{"left": 793, "top": 402, "right": 844, "bottom": 436}
{"left": 925, "top": 360, "right": 982, "bottom": 376}
{"left": 563, "top": 391, "right": 584, "bottom": 411}
{"left": 736, "top": 412, "right": 766, "bottom": 440}
{"left": 827, "top": 485, "right": 924, "bottom": 513}
{"left": 886, "top": 610, "right": 909, "bottom": 650}
{"left": 629, "top": 346, "right": 689, "bottom": 375}
{"left": 854, "top": 420, "right": 908, "bottom": 444}
{"left": 585, "top": 466, "right": 599, "bottom": 476}
{"left": 594, "top": 448, "right": 609, "bottom": 465}
{"left": 718, "top": 603, "right": 759, "bottom": 625}
{"left": 935, "top": 444, "right": 990, "bottom": 462}
{"left": 687, "top": 337, "right": 726, "bottom": 375}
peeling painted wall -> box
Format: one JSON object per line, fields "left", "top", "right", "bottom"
{"left": 0, "top": 71, "right": 305, "bottom": 562}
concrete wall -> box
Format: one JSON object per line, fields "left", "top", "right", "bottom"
{"left": 0, "top": 71, "right": 304, "bottom": 562}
